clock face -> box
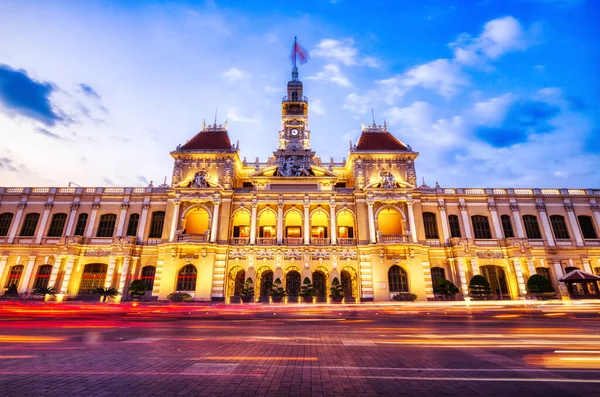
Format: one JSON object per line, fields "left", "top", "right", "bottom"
{"left": 290, "top": 129, "right": 299, "bottom": 137}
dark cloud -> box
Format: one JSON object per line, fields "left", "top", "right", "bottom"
{"left": 36, "top": 128, "right": 62, "bottom": 140}
{"left": 79, "top": 83, "right": 100, "bottom": 99}
{"left": 0, "top": 64, "right": 64, "bottom": 126}
{"left": 0, "top": 156, "right": 29, "bottom": 174}
{"left": 475, "top": 101, "right": 560, "bottom": 148}
{"left": 102, "top": 177, "right": 118, "bottom": 186}
{"left": 136, "top": 175, "right": 149, "bottom": 185}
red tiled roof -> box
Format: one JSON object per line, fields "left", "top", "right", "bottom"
{"left": 180, "top": 131, "right": 233, "bottom": 151}
{"left": 559, "top": 269, "right": 600, "bottom": 282}
{"left": 355, "top": 132, "right": 408, "bottom": 151}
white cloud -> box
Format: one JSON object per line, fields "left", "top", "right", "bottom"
{"left": 343, "top": 93, "right": 371, "bottom": 114}
{"left": 310, "top": 99, "right": 326, "bottom": 116}
{"left": 221, "top": 67, "right": 251, "bottom": 82}
{"left": 306, "top": 64, "right": 352, "bottom": 87}
{"left": 468, "top": 93, "right": 515, "bottom": 125}
{"left": 312, "top": 38, "right": 379, "bottom": 67}
{"left": 401, "top": 59, "right": 467, "bottom": 97}
{"left": 226, "top": 107, "right": 257, "bottom": 123}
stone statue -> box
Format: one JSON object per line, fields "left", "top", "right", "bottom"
{"left": 191, "top": 170, "right": 209, "bottom": 188}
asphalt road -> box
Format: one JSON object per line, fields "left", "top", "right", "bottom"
{"left": 0, "top": 302, "right": 599, "bottom": 396}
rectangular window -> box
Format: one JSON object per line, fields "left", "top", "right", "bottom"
{"left": 0, "top": 213, "right": 14, "bottom": 236}
{"left": 148, "top": 211, "right": 165, "bottom": 238}
{"left": 338, "top": 226, "right": 354, "bottom": 238}
{"left": 550, "top": 215, "right": 570, "bottom": 240}
{"left": 423, "top": 212, "right": 439, "bottom": 239}
{"left": 74, "top": 213, "right": 88, "bottom": 236}
{"left": 448, "top": 215, "right": 461, "bottom": 238}
{"left": 471, "top": 215, "right": 492, "bottom": 239}
{"left": 47, "top": 213, "right": 67, "bottom": 237}
{"left": 311, "top": 226, "right": 327, "bottom": 238}
{"left": 523, "top": 215, "right": 542, "bottom": 239}
{"left": 578, "top": 215, "right": 598, "bottom": 239}
{"left": 501, "top": 215, "right": 514, "bottom": 238}
{"left": 19, "top": 213, "right": 40, "bottom": 237}
{"left": 126, "top": 214, "right": 140, "bottom": 237}
{"left": 285, "top": 226, "right": 301, "bottom": 238}
{"left": 96, "top": 214, "right": 117, "bottom": 237}
{"left": 260, "top": 226, "right": 276, "bottom": 238}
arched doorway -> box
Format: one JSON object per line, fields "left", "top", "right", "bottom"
{"left": 259, "top": 269, "right": 273, "bottom": 302}
{"left": 182, "top": 207, "right": 210, "bottom": 241}
{"left": 285, "top": 270, "right": 301, "bottom": 298}
{"left": 227, "top": 267, "right": 245, "bottom": 298}
{"left": 78, "top": 263, "right": 108, "bottom": 295}
{"left": 312, "top": 270, "right": 327, "bottom": 302}
{"left": 480, "top": 265, "right": 509, "bottom": 299}
{"left": 377, "top": 208, "right": 405, "bottom": 242}
{"left": 341, "top": 270, "right": 353, "bottom": 301}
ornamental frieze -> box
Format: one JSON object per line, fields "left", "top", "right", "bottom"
{"left": 476, "top": 251, "right": 504, "bottom": 259}
{"left": 283, "top": 248, "right": 305, "bottom": 260}
{"left": 337, "top": 249, "right": 357, "bottom": 260}
{"left": 84, "top": 249, "right": 112, "bottom": 257}
{"left": 311, "top": 249, "right": 330, "bottom": 260}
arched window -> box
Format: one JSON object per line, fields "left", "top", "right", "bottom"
{"left": 96, "top": 214, "right": 117, "bottom": 237}
{"left": 74, "top": 213, "right": 88, "bottom": 236}
{"left": 291, "top": 91, "right": 298, "bottom": 101}
{"left": 536, "top": 267, "right": 552, "bottom": 283}
{"left": 284, "top": 210, "right": 302, "bottom": 240}
{"left": 422, "top": 212, "right": 439, "bottom": 239}
{"left": 0, "top": 213, "right": 14, "bottom": 236}
{"left": 177, "top": 264, "right": 197, "bottom": 291}
{"left": 126, "top": 213, "right": 140, "bottom": 237}
{"left": 33, "top": 265, "right": 53, "bottom": 290}
{"left": 377, "top": 208, "right": 404, "bottom": 236}
{"left": 388, "top": 265, "right": 408, "bottom": 293}
{"left": 140, "top": 266, "right": 156, "bottom": 291}
{"left": 19, "top": 213, "right": 40, "bottom": 237}
{"left": 47, "top": 213, "right": 67, "bottom": 237}
{"left": 448, "top": 215, "right": 461, "bottom": 238}
{"left": 78, "top": 263, "right": 108, "bottom": 294}
{"left": 149, "top": 211, "right": 165, "bottom": 238}
{"left": 431, "top": 267, "right": 446, "bottom": 290}
{"left": 522, "top": 215, "right": 542, "bottom": 239}
{"left": 550, "top": 215, "right": 570, "bottom": 240}
{"left": 578, "top": 215, "right": 597, "bottom": 239}
{"left": 4, "top": 265, "right": 24, "bottom": 288}
{"left": 501, "top": 215, "right": 514, "bottom": 238}
{"left": 471, "top": 215, "right": 492, "bottom": 239}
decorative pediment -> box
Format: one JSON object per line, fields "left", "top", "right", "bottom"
{"left": 248, "top": 165, "right": 338, "bottom": 179}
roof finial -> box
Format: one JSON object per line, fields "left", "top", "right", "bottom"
{"left": 371, "top": 108, "right": 376, "bottom": 126}
{"left": 214, "top": 108, "right": 218, "bottom": 127}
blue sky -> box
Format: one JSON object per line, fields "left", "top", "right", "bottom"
{"left": 0, "top": 0, "right": 598, "bottom": 188}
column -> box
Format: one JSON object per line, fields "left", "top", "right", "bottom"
{"left": 456, "top": 258, "right": 469, "bottom": 297}
{"left": 64, "top": 203, "right": 80, "bottom": 236}
{"left": 406, "top": 198, "right": 418, "bottom": 243}
{"left": 564, "top": 203, "right": 584, "bottom": 246}
{"left": 18, "top": 256, "right": 37, "bottom": 294}
{"left": 488, "top": 202, "right": 503, "bottom": 239}
{"left": 536, "top": 203, "right": 555, "bottom": 246}
{"left": 367, "top": 197, "right": 376, "bottom": 244}
{"left": 582, "top": 258, "right": 592, "bottom": 274}
{"left": 48, "top": 255, "right": 63, "bottom": 289}
{"left": 526, "top": 258, "right": 536, "bottom": 277}
{"left": 512, "top": 258, "right": 527, "bottom": 296}
{"left": 329, "top": 195, "right": 337, "bottom": 245}
{"left": 137, "top": 203, "right": 150, "bottom": 244}
{"left": 59, "top": 256, "right": 77, "bottom": 294}
{"left": 249, "top": 196, "right": 258, "bottom": 245}
{"left": 210, "top": 194, "right": 221, "bottom": 243}
{"left": 553, "top": 260, "right": 563, "bottom": 286}
{"left": 7, "top": 203, "right": 26, "bottom": 243}
{"left": 421, "top": 260, "right": 434, "bottom": 299}
{"left": 84, "top": 203, "right": 100, "bottom": 238}
{"left": 115, "top": 202, "right": 130, "bottom": 237}
{"left": 0, "top": 256, "right": 8, "bottom": 289}
{"left": 459, "top": 203, "right": 473, "bottom": 239}
{"left": 104, "top": 256, "right": 118, "bottom": 288}
{"left": 169, "top": 200, "right": 181, "bottom": 242}
{"left": 35, "top": 203, "right": 53, "bottom": 244}
{"left": 470, "top": 258, "right": 480, "bottom": 276}
{"left": 303, "top": 196, "right": 310, "bottom": 245}
{"left": 510, "top": 203, "right": 526, "bottom": 238}
{"left": 438, "top": 202, "right": 450, "bottom": 243}
{"left": 277, "top": 197, "right": 284, "bottom": 244}
{"left": 117, "top": 257, "right": 131, "bottom": 295}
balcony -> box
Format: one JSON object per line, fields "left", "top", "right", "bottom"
{"left": 230, "top": 238, "right": 249, "bottom": 246}
{"left": 311, "top": 238, "right": 330, "bottom": 246}
{"left": 284, "top": 237, "right": 303, "bottom": 246}
{"left": 338, "top": 238, "right": 356, "bottom": 246}
{"left": 379, "top": 234, "right": 409, "bottom": 244}
{"left": 177, "top": 233, "right": 208, "bottom": 243}
{"left": 257, "top": 238, "right": 276, "bottom": 245}
{"left": 281, "top": 95, "right": 308, "bottom": 103}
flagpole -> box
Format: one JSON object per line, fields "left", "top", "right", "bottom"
{"left": 293, "top": 36, "right": 297, "bottom": 68}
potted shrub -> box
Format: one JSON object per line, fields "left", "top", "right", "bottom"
{"left": 329, "top": 277, "right": 344, "bottom": 303}
{"left": 392, "top": 292, "right": 418, "bottom": 301}
{"left": 94, "top": 287, "right": 119, "bottom": 303}
{"left": 468, "top": 275, "right": 492, "bottom": 300}
{"left": 32, "top": 286, "right": 57, "bottom": 302}
{"left": 239, "top": 277, "right": 255, "bottom": 303}
{"left": 299, "top": 277, "right": 316, "bottom": 303}
{"left": 128, "top": 280, "right": 147, "bottom": 301}
{"left": 269, "top": 278, "right": 286, "bottom": 303}
{"left": 434, "top": 279, "right": 459, "bottom": 300}
{"left": 3, "top": 284, "right": 19, "bottom": 298}
{"left": 526, "top": 274, "right": 556, "bottom": 300}
{"left": 167, "top": 292, "right": 193, "bottom": 302}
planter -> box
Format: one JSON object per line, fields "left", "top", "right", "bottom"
{"left": 240, "top": 295, "right": 254, "bottom": 304}
{"left": 330, "top": 297, "right": 343, "bottom": 304}
{"left": 301, "top": 296, "right": 314, "bottom": 304}
{"left": 271, "top": 296, "right": 283, "bottom": 304}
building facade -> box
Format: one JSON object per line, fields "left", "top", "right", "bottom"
{"left": 1, "top": 66, "right": 600, "bottom": 302}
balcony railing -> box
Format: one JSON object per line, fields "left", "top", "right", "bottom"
{"left": 311, "top": 238, "right": 330, "bottom": 246}
{"left": 474, "top": 239, "right": 500, "bottom": 246}
{"left": 177, "top": 233, "right": 208, "bottom": 243}
{"left": 284, "top": 237, "right": 303, "bottom": 245}
{"left": 338, "top": 238, "right": 356, "bottom": 246}
{"left": 230, "top": 238, "right": 249, "bottom": 246}
{"left": 257, "top": 238, "right": 276, "bottom": 245}
{"left": 424, "top": 240, "right": 443, "bottom": 247}
{"left": 281, "top": 95, "right": 308, "bottom": 103}
{"left": 379, "top": 234, "right": 409, "bottom": 243}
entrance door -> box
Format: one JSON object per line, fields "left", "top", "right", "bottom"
{"left": 260, "top": 270, "right": 273, "bottom": 302}
{"left": 234, "top": 269, "right": 245, "bottom": 296}
{"left": 312, "top": 271, "right": 326, "bottom": 302}
{"left": 341, "top": 270, "right": 353, "bottom": 300}
{"left": 286, "top": 271, "right": 301, "bottom": 298}
{"left": 481, "top": 265, "right": 509, "bottom": 299}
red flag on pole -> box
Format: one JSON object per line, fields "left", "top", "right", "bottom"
{"left": 290, "top": 38, "right": 310, "bottom": 66}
